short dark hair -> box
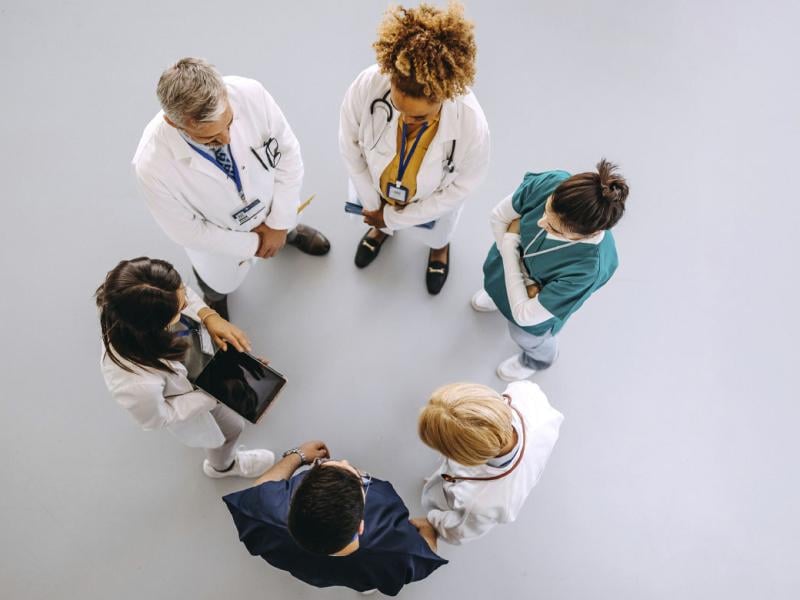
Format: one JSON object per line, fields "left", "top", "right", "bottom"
{"left": 551, "top": 159, "right": 630, "bottom": 235}
{"left": 288, "top": 465, "right": 365, "bottom": 555}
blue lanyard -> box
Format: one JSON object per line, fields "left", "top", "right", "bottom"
{"left": 175, "top": 315, "right": 198, "bottom": 337}
{"left": 396, "top": 121, "right": 429, "bottom": 183}
{"left": 188, "top": 144, "right": 244, "bottom": 198}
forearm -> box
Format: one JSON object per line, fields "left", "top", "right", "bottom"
{"left": 253, "top": 453, "right": 303, "bottom": 485}
{"left": 500, "top": 234, "right": 552, "bottom": 326}
{"left": 490, "top": 194, "right": 520, "bottom": 247}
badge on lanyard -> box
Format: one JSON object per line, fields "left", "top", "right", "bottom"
{"left": 387, "top": 121, "right": 428, "bottom": 206}
{"left": 231, "top": 198, "right": 266, "bottom": 227}
{"left": 199, "top": 327, "right": 215, "bottom": 355}
{"left": 386, "top": 181, "right": 409, "bottom": 204}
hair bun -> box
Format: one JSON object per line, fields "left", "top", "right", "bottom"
{"left": 597, "top": 159, "right": 629, "bottom": 205}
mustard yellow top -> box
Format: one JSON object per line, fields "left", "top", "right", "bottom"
{"left": 379, "top": 116, "right": 441, "bottom": 205}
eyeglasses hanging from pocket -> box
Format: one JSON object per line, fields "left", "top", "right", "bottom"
{"left": 250, "top": 137, "right": 281, "bottom": 171}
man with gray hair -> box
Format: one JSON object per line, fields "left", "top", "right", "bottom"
{"left": 133, "top": 57, "right": 330, "bottom": 318}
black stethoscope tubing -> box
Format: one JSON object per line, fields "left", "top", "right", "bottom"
{"left": 370, "top": 90, "right": 456, "bottom": 173}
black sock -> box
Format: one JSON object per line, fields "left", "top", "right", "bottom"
{"left": 213, "top": 459, "right": 236, "bottom": 473}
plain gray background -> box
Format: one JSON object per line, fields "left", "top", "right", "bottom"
{"left": 1, "top": 1, "right": 798, "bottom": 598}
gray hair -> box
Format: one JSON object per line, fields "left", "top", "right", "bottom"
{"left": 156, "top": 57, "right": 227, "bottom": 127}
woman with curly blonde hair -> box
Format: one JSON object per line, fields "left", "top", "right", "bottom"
{"left": 339, "top": 1, "right": 490, "bottom": 294}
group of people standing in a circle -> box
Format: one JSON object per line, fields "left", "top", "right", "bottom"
{"left": 96, "top": 2, "right": 630, "bottom": 596}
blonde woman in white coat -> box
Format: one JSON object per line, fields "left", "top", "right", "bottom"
{"left": 339, "top": 2, "right": 490, "bottom": 294}
{"left": 97, "top": 257, "right": 274, "bottom": 479}
{"left": 416, "top": 381, "right": 563, "bottom": 545}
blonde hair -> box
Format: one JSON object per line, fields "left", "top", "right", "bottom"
{"left": 373, "top": 1, "right": 477, "bottom": 101}
{"left": 418, "top": 383, "right": 513, "bottom": 466}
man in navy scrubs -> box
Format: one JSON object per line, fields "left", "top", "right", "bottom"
{"left": 223, "top": 440, "right": 447, "bottom": 596}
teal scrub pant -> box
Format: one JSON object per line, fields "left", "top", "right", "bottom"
{"left": 508, "top": 322, "right": 558, "bottom": 371}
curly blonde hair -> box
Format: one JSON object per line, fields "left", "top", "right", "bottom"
{"left": 373, "top": 1, "right": 477, "bottom": 101}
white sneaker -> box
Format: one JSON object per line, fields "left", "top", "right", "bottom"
{"left": 203, "top": 448, "right": 276, "bottom": 479}
{"left": 471, "top": 289, "right": 498, "bottom": 312}
{"left": 496, "top": 354, "right": 536, "bottom": 382}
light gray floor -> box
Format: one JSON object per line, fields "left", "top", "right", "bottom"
{"left": 1, "top": 1, "right": 798, "bottom": 598}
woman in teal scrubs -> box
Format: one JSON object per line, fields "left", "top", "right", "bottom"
{"left": 473, "top": 160, "right": 629, "bottom": 381}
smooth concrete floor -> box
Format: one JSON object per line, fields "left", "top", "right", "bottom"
{"left": 1, "top": 1, "right": 798, "bottom": 599}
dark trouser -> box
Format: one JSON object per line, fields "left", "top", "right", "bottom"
{"left": 193, "top": 268, "right": 226, "bottom": 303}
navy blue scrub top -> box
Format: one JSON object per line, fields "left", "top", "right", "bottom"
{"left": 223, "top": 471, "right": 448, "bottom": 596}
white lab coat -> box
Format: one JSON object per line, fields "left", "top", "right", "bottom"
{"left": 99, "top": 286, "right": 225, "bottom": 448}
{"left": 421, "top": 381, "right": 563, "bottom": 545}
{"left": 339, "top": 65, "right": 490, "bottom": 248}
{"left": 133, "top": 76, "right": 303, "bottom": 294}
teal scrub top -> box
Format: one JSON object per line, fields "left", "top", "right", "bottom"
{"left": 483, "top": 171, "right": 619, "bottom": 336}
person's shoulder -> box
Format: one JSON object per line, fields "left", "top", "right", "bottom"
{"left": 351, "top": 64, "right": 388, "bottom": 91}
{"left": 457, "top": 88, "right": 487, "bottom": 127}
{"left": 223, "top": 478, "right": 293, "bottom": 522}
{"left": 224, "top": 75, "right": 265, "bottom": 94}
{"left": 513, "top": 170, "right": 570, "bottom": 210}
{"left": 132, "top": 112, "right": 172, "bottom": 174}
{"left": 506, "top": 381, "right": 564, "bottom": 426}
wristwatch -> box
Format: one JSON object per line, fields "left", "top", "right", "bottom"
{"left": 282, "top": 447, "right": 308, "bottom": 465}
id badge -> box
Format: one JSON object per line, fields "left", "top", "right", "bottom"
{"left": 231, "top": 198, "right": 266, "bottom": 227}
{"left": 199, "top": 327, "right": 215, "bottom": 355}
{"left": 387, "top": 182, "right": 409, "bottom": 204}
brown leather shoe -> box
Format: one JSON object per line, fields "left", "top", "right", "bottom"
{"left": 286, "top": 224, "right": 331, "bottom": 256}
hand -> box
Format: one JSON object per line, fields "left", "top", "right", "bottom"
{"left": 204, "top": 314, "right": 252, "bottom": 353}
{"left": 253, "top": 223, "right": 288, "bottom": 258}
{"left": 362, "top": 207, "right": 387, "bottom": 229}
{"left": 507, "top": 218, "right": 521, "bottom": 234}
{"left": 526, "top": 283, "right": 541, "bottom": 299}
{"left": 297, "top": 440, "right": 330, "bottom": 464}
{"left": 409, "top": 517, "right": 438, "bottom": 552}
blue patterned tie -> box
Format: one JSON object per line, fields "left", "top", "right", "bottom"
{"left": 213, "top": 146, "right": 235, "bottom": 180}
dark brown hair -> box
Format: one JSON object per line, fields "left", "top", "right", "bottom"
{"left": 551, "top": 159, "right": 629, "bottom": 235}
{"left": 95, "top": 257, "right": 187, "bottom": 374}
{"left": 288, "top": 464, "right": 365, "bottom": 555}
{"left": 373, "top": 1, "right": 476, "bottom": 101}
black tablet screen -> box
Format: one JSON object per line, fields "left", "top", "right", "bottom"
{"left": 194, "top": 350, "right": 285, "bottom": 423}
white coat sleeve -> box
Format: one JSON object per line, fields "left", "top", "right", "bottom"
{"left": 261, "top": 87, "right": 303, "bottom": 230}
{"left": 339, "top": 73, "right": 382, "bottom": 211}
{"left": 427, "top": 500, "right": 501, "bottom": 545}
{"left": 136, "top": 171, "right": 260, "bottom": 258}
{"left": 383, "top": 120, "right": 490, "bottom": 231}
{"left": 500, "top": 233, "right": 555, "bottom": 327}
{"left": 181, "top": 285, "right": 208, "bottom": 322}
{"left": 490, "top": 194, "right": 521, "bottom": 248}
{"left": 109, "top": 376, "right": 216, "bottom": 431}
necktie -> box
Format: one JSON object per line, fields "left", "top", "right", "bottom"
{"left": 213, "top": 146, "right": 235, "bottom": 180}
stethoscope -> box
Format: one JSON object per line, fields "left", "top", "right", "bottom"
{"left": 369, "top": 90, "right": 456, "bottom": 173}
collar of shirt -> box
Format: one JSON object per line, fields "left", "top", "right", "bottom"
{"left": 178, "top": 129, "right": 229, "bottom": 159}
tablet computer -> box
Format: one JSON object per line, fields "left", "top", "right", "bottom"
{"left": 193, "top": 349, "right": 286, "bottom": 424}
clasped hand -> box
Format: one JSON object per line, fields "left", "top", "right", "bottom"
{"left": 362, "top": 207, "right": 387, "bottom": 230}
{"left": 252, "top": 223, "right": 288, "bottom": 259}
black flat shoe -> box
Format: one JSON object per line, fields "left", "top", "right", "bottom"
{"left": 287, "top": 224, "right": 331, "bottom": 256}
{"left": 354, "top": 229, "right": 388, "bottom": 269}
{"left": 426, "top": 245, "right": 450, "bottom": 295}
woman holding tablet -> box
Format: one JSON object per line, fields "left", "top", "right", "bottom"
{"left": 475, "top": 161, "right": 629, "bottom": 381}
{"left": 96, "top": 257, "right": 274, "bottom": 479}
{"left": 339, "top": 1, "right": 490, "bottom": 294}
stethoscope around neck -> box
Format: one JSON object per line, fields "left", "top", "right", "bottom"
{"left": 369, "top": 90, "right": 456, "bottom": 173}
